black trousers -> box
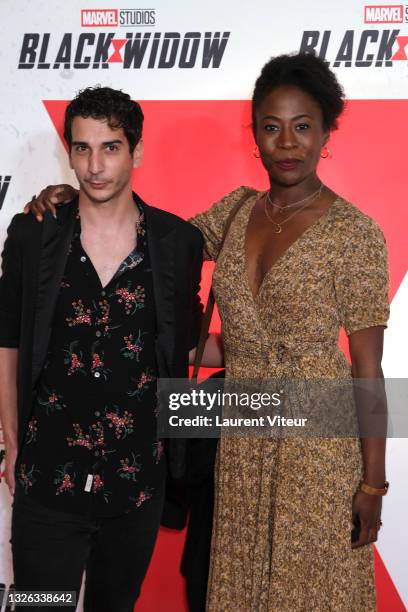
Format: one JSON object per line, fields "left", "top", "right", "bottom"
{"left": 11, "top": 485, "right": 164, "bottom": 612}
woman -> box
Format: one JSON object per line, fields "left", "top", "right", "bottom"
{"left": 188, "top": 53, "right": 389, "bottom": 612}
{"left": 27, "top": 53, "right": 389, "bottom": 611}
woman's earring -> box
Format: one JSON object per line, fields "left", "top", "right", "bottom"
{"left": 320, "top": 146, "right": 331, "bottom": 159}
{"left": 253, "top": 146, "right": 260, "bottom": 159}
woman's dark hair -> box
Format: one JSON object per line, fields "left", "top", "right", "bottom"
{"left": 64, "top": 86, "right": 144, "bottom": 153}
{"left": 252, "top": 52, "right": 345, "bottom": 134}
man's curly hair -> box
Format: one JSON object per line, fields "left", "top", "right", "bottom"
{"left": 64, "top": 86, "right": 143, "bottom": 153}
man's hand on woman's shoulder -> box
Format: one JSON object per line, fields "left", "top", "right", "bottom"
{"left": 24, "top": 184, "right": 78, "bottom": 221}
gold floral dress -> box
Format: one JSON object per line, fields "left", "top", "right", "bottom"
{"left": 189, "top": 186, "right": 390, "bottom": 612}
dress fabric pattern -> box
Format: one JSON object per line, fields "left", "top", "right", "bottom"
{"left": 190, "top": 187, "right": 390, "bottom": 612}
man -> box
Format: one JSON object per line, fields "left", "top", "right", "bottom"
{"left": 0, "top": 86, "right": 203, "bottom": 611}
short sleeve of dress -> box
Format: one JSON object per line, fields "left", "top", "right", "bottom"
{"left": 188, "top": 186, "right": 251, "bottom": 261}
{"left": 334, "top": 217, "right": 390, "bottom": 336}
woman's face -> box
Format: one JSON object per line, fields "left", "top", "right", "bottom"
{"left": 254, "top": 85, "right": 329, "bottom": 187}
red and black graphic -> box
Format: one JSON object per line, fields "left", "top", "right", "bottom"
{"left": 18, "top": 32, "right": 230, "bottom": 69}
{"left": 0, "top": 176, "right": 11, "bottom": 211}
{"left": 392, "top": 34, "right": 408, "bottom": 57}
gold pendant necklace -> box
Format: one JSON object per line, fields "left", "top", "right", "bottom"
{"left": 264, "top": 184, "right": 324, "bottom": 233}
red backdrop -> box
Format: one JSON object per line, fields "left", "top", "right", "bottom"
{"left": 44, "top": 99, "right": 408, "bottom": 611}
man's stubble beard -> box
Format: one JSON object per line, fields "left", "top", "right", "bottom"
{"left": 79, "top": 177, "right": 130, "bottom": 205}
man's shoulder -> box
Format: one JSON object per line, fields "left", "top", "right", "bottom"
{"left": 145, "top": 203, "right": 203, "bottom": 242}
{"left": 6, "top": 211, "right": 42, "bottom": 243}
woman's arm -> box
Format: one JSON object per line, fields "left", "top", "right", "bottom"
{"left": 189, "top": 332, "right": 224, "bottom": 368}
{"left": 349, "top": 325, "right": 387, "bottom": 549}
{"left": 24, "top": 184, "right": 78, "bottom": 220}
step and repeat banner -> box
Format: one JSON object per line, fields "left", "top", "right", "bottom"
{"left": 0, "top": 1, "right": 407, "bottom": 610}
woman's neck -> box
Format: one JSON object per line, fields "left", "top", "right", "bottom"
{"left": 267, "top": 175, "right": 322, "bottom": 207}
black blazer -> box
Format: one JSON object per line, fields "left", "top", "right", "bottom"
{"left": 0, "top": 193, "right": 203, "bottom": 477}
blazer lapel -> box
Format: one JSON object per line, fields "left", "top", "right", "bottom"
{"left": 142, "top": 199, "right": 176, "bottom": 378}
{"left": 32, "top": 199, "right": 78, "bottom": 385}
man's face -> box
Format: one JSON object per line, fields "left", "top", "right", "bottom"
{"left": 69, "top": 116, "right": 143, "bottom": 204}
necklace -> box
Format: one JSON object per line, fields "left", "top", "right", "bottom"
{"left": 263, "top": 184, "right": 324, "bottom": 234}
{"left": 266, "top": 182, "right": 323, "bottom": 214}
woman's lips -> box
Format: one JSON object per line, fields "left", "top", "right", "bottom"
{"left": 275, "top": 159, "right": 302, "bottom": 171}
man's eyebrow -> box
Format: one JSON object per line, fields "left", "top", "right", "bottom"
{"left": 71, "top": 139, "right": 124, "bottom": 146}
{"left": 102, "top": 140, "right": 123, "bottom": 146}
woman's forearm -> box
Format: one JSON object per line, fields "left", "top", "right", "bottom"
{"left": 360, "top": 438, "right": 386, "bottom": 487}
{"left": 349, "top": 327, "right": 387, "bottom": 488}
{"left": 189, "top": 332, "right": 224, "bottom": 368}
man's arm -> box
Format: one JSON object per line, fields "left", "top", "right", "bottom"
{"left": 0, "top": 215, "right": 24, "bottom": 495}
{"left": 0, "top": 348, "right": 18, "bottom": 495}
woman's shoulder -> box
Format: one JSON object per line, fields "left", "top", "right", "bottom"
{"left": 331, "top": 196, "right": 386, "bottom": 244}
{"left": 188, "top": 186, "right": 259, "bottom": 260}
{"left": 208, "top": 185, "right": 258, "bottom": 215}
{"left": 189, "top": 185, "right": 258, "bottom": 226}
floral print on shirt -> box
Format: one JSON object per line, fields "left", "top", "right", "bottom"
{"left": 114, "top": 281, "right": 145, "bottom": 315}
{"left": 92, "top": 474, "right": 111, "bottom": 503}
{"left": 104, "top": 406, "right": 134, "bottom": 439}
{"left": 120, "top": 330, "right": 145, "bottom": 361}
{"left": 17, "top": 198, "right": 164, "bottom": 515}
{"left": 131, "top": 487, "right": 154, "bottom": 508}
{"left": 64, "top": 341, "right": 86, "bottom": 376}
{"left": 66, "top": 299, "right": 92, "bottom": 327}
{"left": 54, "top": 462, "right": 76, "bottom": 495}
{"left": 18, "top": 463, "right": 38, "bottom": 494}
{"left": 127, "top": 368, "right": 156, "bottom": 399}
{"left": 117, "top": 453, "right": 141, "bottom": 481}
{"left": 25, "top": 418, "right": 38, "bottom": 444}
{"left": 38, "top": 388, "right": 67, "bottom": 415}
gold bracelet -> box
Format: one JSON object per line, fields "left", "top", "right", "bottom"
{"left": 360, "top": 481, "right": 389, "bottom": 496}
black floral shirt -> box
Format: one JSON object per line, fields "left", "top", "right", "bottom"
{"left": 17, "top": 199, "right": 165, "bottom": 516}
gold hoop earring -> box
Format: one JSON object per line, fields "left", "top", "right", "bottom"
{"left": 321, "top": 146, "right": 331, "bottom": 159}
{"left": 253, "top": 146, "right": 260, "bottom": 159}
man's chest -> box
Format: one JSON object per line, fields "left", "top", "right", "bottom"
{"left": 80, "top": 231, "right": 137, "bottom": 289}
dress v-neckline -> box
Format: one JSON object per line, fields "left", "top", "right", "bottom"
{"left": 243, "top": 194, "right": 340, "bottom": 301}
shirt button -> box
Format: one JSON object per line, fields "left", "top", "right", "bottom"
{"left": 80, "top": 256, "right": 87, "bottom": 263}
{"left": 95, "top": 330, "right": 102, "bottom": 338}
{"left": 101, "top": 290, "right": 106, "bottom": 296}
{"left": 94, "top": 411, "right": 100, "bottom": 417}
{"left": 94, "top": 372, "right": 101, "bottom": 379}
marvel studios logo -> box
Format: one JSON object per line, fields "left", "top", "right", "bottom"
{"left": 364, "top": 4, "right": 408, "bottom": 22}
{"left": 81, "top": 8, "right": 156, "bottom": 27}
